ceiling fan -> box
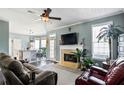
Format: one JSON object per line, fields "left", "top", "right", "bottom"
{"left": 28, "top": 8, "right": 61, "bottom": 22}
{"left": 40, "top": 8, "right": 61, "bottom": 22}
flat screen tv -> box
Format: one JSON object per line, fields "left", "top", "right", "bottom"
{"left": 61, "top": 33, "right": 78, "bottom": 45}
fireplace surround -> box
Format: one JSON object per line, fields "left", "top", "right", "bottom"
{"left": 59, "top": 45, "right": 82, "bottom": 69}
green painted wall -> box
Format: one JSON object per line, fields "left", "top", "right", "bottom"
{"left": 0, "top": 20, "right": 9, "bottom": 53}
{"left": 47, "top": 13, "right": 124, "bottom": 66}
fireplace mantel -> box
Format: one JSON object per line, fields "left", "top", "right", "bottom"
{"left": 60, "top": 45, "right": 83, "bottom": 50}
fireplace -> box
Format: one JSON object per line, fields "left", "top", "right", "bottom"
{"left": 64, "top": 54, "right": 77, "bottom": 62}
{"left": 60, "top": 49, "right": 80, "bottom": 68}
{"left": 59, "top": 45, "right": 82, "bottom": 69}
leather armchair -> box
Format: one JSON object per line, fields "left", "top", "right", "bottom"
{"left": 75, "top": 58, "right": 124, "bottom": 85}
{"left": 90, "top": 66, "right": 108, "bottom": 77}
{"left": 0, "top": 53, "right": 58, "bottom": 85}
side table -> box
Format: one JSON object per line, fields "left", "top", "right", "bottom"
{"left": 102, "top": 61, "right": 110, "bottom": 70}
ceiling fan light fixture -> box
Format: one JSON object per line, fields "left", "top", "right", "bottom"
{"left": 41, "top": 16, "right": 49, "bottom": 22}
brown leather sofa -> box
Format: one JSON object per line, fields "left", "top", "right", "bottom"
{"left": 75, "top": 58, "right": 124, "bottom": 85}
{"left": 0, "top": 53, "right": 58, "bottom": 85}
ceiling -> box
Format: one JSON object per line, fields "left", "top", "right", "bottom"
{"left": 0, "top": 8, "right": 124, "bottom": 35}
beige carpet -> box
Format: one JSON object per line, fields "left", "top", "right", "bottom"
{"left": 38, "top": 64, "right": 82, "bottom": 85}
{"left": 53, "top": 64, "right": 82, "bottom": 74}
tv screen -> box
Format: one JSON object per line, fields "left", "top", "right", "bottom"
{"left": 61, "top": 33, "right": 78, "bottom": 45}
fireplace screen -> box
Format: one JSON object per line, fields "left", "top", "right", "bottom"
{"left": 64, "top": 53, "right": 77, "bottom": 62}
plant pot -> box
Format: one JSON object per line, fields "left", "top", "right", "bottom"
{"left": 80, "top": 65, "right": 86, "bottom": 71}
{"left": 81, "top": 67, "right": 87, "bottom": 71}
{"left": 77, "top": 63, "right": 81, "bottom": 69}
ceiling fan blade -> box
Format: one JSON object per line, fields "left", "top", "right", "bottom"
{"left": 49, "top": 17, "right": 61, "bottom": 20}
{"left": 47, "top": 8, "right": 52, "bottom": 15}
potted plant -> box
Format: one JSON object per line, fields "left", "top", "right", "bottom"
{"left": 81, "top": 57, "right": 94, "bottom": 71}
{"left": 36, "top": 47, "right": 47, "bottom": 61}
{"left": 96, "top": 24, "right": 124, "bottom": 60}
{"left": 72, "top": 48, "right": 88, "bottom": 69}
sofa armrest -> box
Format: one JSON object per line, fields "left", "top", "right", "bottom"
{"left": 3, "top": 70, "right": 23, "bottom": 85}
{"left": 23, "top": 63, "right": 43, "bottom": 74}
{"left": 88, "top": 76, "right": 105, "bottom": 85}
{"left": 90, "top": 66, "right": 108, "bottom": 76}
{"left": 30, "top": 71, "right": 57, "bottom": 85}
{"left": 23, "top": 63, "right": 39, "bottom": 71}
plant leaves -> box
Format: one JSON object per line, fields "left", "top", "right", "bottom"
{"left": 97, "top": 33, "right": 107, "bottom": 42}
{"left": 100, "top": 27, "right": 108, "bottom": 31}
{"left": 97, "top": 24, "right": 124, "bottom": 42}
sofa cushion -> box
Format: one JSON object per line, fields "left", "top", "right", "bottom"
{"left": 115, "top": 57, "right": 124, "bottom": 65}
{"left": 89, "top": 76, "right": 105, "bottom": 85}
{"left": 105, "top": 62, "right": 124, "bottom": 84}
{"left": 0, "top": 53, "right": 14, "bottom": 68}
{"left": 8, "top": 61, "right": 30, "bottom": 84}
{"left": 107, "top": 58, "right": 124, "bottom": 76}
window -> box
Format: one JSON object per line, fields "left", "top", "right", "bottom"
{"left": 49, "top": 34, "right": 56, "bottom": 59}
{"left": 92, "top": 22, "right": 112, "bottom": 59}
{"left": 34, "top": 39, "right": 40, "bottom": 50}
{"left": 41, "top": 39, "right": 46, "bottom": 48}
{"left": 50, "top": 39, "right": 55, "bottom": 59}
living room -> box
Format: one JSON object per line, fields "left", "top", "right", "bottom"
{"left": 0, "top": 8, "right": 124, "bottom": 86}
